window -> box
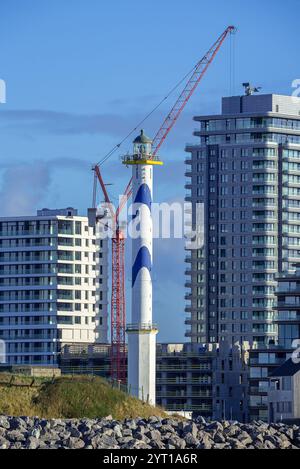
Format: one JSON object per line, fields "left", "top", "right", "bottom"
{"left": 75, "top": 221, "right": 82, "bottom": 235}
{"left": 282, "top": 377, "right": 292, "bottom": 391}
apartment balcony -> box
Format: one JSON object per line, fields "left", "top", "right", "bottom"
{"left": 58, "top": 266, "right": 74, "bottom": 274}
{"left": 0, "top": 230, "right": 54, "bottom": 238}
{"left": 157, "top": 391, "right": 211, "bottom": 399}
{"left": 4, "top": 334, "right": 56, "bottom": 341}
{"left": 57, "top": 293, "right": 74, "bottom": 301}
{"left": 58, "top": 230, "right": 74, "bottom": 236}
{"left": 185, "top": 143, "right": 201, "bottom": 150}
{"left": 157, "top": 378, "right": 212, "bottom": 385}
{"left": 157, "top": 365, "right": 211, "bottom": 372}
{"left": 58, "top": 254, "right": 74, "bottom": 262}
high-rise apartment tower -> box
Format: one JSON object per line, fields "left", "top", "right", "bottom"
{"left": 185, "top": 90, "right": 300, "bottom": 347}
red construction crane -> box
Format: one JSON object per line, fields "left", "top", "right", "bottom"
{"left": 93, "top": 165, "right": 132, "bottom": 383}
{"left": 93, "top": 26, "right": 235, "bottom": 383}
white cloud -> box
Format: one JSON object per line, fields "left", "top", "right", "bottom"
{"left": 0, "top": 162, "right": 52, "bottom": 216}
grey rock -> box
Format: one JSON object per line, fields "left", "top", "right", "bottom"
{"left": 165, "top": 443, "right": 176, "bottom": 449}
{"left": 264, "top": 440, "right": 277, "bottom": 450}
{"left": 214, "top": 443, "right": 227, "bottom": 450}
{"left": 126, "top": 440, "right": 151, "bottom": 449}
{"left": 91, "top": 434, "right": 118, "bottom": 449}
{"left": 10, "top": 442, "right": 23, "bottom": 449}
{"left": 184, "top": 432, "right": 199, "bottom": 447}
{"left": 150, "top": 439, "right": 165, "bottom": 449}
{"left": 0, "top": 416, "right": 10, "bottom": 430}
{"left": 168, "top": 436, "right": 186, "bottom": 449}
{"left": 26, "top": 437, "right": 40, "bottom": 450}
{"left": 207, "top": 421, "right": 224, "bottom": 433}
{"left": 9, "top": 417, "right": 26, "bottom": 431}
{"left": 224, "top": 424, "right": 240, "bottom": 437}
{"left": 214, "top": 432, "right": 226, "bottom": 444}
{"left": 67, "top": 437, "right": 86, "bottom": 449}
{"left": 237, "top": 431, "right": 253, "bottom": 446}
{"left": 253, "top": 439, "right": 265, "bottom": 449}
{"left": 118, "top": 436, "right": 134, "bottom": 445}
{"left": 30, "top": 427, "right": 41, "bottom": 439}
{"left": 160, "top": 424, "right": 176, "bottom": 434}
{"left": 197, "top": 435, "right": 213, "bottom": 450}
{"left": 6, "top": 430, "right": 26, "bottom": 443}
{"left": 196, "top": 416, "right": 206, "bottom": 425}
{"left": 0, "top": 437, "right": 9, "bottom": 449}
{"left": 135, "top": 432, "right": 150, "bottom": 444}
{"left": 146, "top": 429, "right": 161, "bottom": 441}
{"left": 69, "top": 427, "right": 82, "bottom": 438}
{"left": 183, "top": 422, "right": 198, "bottom": 438}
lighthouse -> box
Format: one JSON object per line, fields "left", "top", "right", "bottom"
{"left": 123, "top": 130, "right": 163, "bottom": 405}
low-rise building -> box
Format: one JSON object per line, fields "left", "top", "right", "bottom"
{"left": 213, "top": 341, "right": 249, "bottom": 423}
{"left": 248, "top": 346, "right": 287, "bottom": 421}
{"left": 156, "top": 343, "right": 214, "bottom": 417}
{"left": 269, "top": 359, "right": 300, "bottom": 423}
{"left": 250, "top": 266, "right": 300, "bottom": 421}
{"left": 156, "top": 341, "right": 249, "bottom": 421}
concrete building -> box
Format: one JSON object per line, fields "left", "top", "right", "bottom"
{"left": 269, "top": 359, "right": 300, "bottom": 423}
{"left": 185, "top": 90, "right": 300, "bottom": 347}
{"left": 249, "top": 266, "right": 300, "bottom": 421}
{"left": 213, "top": 341, "right": 249, "bottom": 422}
{"left": 156, "top": 342, "right": 249, "bottom": 421}
{"left": 248, "top": 346, "right": 287, "bottom": 421}
{"left": 156, "top": 343, "right": 214, "bottom": 417}
{"left": 0, "top": 208, "right": 108, "bottom": 367}
{"left": 60, "top": 343, "right": 111, "bottom": 378}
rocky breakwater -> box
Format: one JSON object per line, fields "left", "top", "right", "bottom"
{"left": 0, "top": 415, "right": 300, "bottom": 449}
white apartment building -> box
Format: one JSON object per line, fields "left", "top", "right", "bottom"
{"left": 0, "top": 208, "right": 108, "bottom": 367}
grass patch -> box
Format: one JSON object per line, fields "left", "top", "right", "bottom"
{"left": 0, "top": 374, "right": 166, "bottom": 420}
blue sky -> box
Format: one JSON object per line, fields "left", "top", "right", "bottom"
{"left": 0, "top": 0, "right": 299, "bottom": 342}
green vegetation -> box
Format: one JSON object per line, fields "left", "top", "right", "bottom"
{"left": 0, "top": 374, "right": 166, "bottom": 420}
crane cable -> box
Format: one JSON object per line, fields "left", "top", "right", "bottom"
{"left": 95, "top": 60, "right": 205, "bottom": 167}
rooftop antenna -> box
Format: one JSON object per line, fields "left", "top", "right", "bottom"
{"left": 242, "top": 82, "right": 262, "bottom": 96}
